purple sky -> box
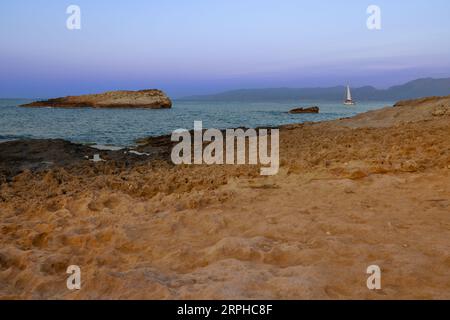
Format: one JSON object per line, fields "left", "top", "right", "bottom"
{"left": 1, "top": 0, "right": 450, "bottom": 98}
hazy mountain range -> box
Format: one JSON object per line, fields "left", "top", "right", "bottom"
{"left": 181, "top": 78, "right": 450, "bottom": 102}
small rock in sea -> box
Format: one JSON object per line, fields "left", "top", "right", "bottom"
{"left": 289, "top": 106, "right": 319, "bottom": 114}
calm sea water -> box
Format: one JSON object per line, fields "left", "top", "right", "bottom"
{"left": 0, "top": 99, "right": 393, "bottom": 147}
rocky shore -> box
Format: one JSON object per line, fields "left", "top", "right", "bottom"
{"left": 20, "top": 89, "right": 172, "bottom": 109}
{"left": 1, "top": 95, "right": 450, "bottom": 299}
{"left": 0, "top": 138, "right": 173, "bottom": 183}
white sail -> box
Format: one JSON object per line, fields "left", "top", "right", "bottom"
{"left": 344, "top": 85, "right": 355, "bottom": 105}
{"left": 346, "top": 85, "right": 352, "bottom": 101}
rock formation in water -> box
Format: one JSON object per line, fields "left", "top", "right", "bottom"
{"left": 289, "top": 106, "right": 319, "bottom": 114}
{"left": 21, "top": 89, "right": 172, "bottom": 109}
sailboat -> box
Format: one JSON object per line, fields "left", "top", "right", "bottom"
{"left": 344, "top": 85, "right": 355, "bottom": 105}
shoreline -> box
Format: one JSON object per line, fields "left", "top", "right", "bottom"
{"left": 0, "top": 98, "right": 395, "bottom": 149}
{"left": 0, "top": 95, "right": 447, "bottom": 186}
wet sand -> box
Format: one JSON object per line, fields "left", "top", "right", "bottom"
{"left": 1, "top": 96, "right": 449, "bottom": 299}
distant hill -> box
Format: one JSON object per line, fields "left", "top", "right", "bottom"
{"left": 181, "top": 78, "right": 450, "bottom": 102}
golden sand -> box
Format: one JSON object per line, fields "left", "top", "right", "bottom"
{"left": 1, "top": 96, "right": 450, "bottom": 299}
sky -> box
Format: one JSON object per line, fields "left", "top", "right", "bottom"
{"left": 1, "top": 0, "right": 450, "bottom": 98}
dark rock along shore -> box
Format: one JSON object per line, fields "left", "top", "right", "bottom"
{"left": 0, "top": 137, "right": 174, "bottom": 183}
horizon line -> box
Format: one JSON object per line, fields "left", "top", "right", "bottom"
{"left": 1, "top": 76, "right": 448, "bottom": 100}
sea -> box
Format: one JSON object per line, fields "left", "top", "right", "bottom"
{"left": 0, "top": 99, "right": 394, "bottom": 148}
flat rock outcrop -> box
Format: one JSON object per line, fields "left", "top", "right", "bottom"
{"left": 289, "top": 106, "right": 319, "bottom": 114}
{"left": 21, "top": 89, "right": 172, "bottom": 109}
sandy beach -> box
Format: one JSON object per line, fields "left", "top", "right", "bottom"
{"left": 1, "top": 95, "right": 449, "bottom": 299}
